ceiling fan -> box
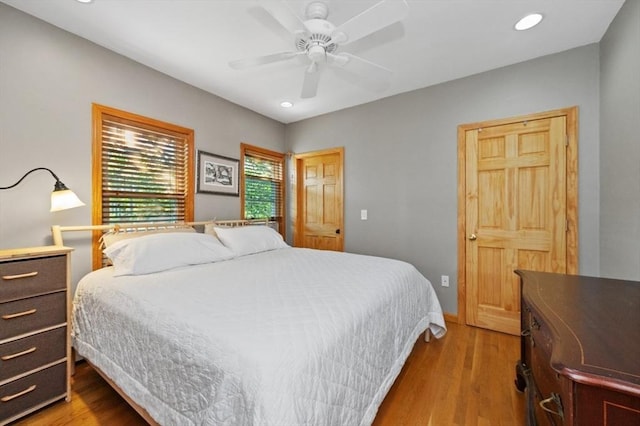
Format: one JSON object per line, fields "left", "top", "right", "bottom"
{"left": 229, "top": 0, "right": 409, "bottom": 99}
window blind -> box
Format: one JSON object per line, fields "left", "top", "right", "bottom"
{"left": 241, "top": 144, "right": 285, "bottom": 235}
{"left": 101, "top": 116, "right": 190, "bottom": 223}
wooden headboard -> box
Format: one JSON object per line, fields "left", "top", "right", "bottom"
{"left": 51, "top": 219, "right": 267, "bottom": 247}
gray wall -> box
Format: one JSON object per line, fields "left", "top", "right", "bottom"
{"left": 286, "top": 45, "right": 601, "bottom": 315}
{"left": 600, "top": 0, "right": 640, "bottom": 280}
{"left": 0, "top": 4, "right": 285, "bottom": 286}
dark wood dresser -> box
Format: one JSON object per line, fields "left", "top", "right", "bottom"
{"left": 514, "top": 270, "right": 640, "bottom": 426}
{"left": 0, "top": 246, "right": 73, "bottom": 425}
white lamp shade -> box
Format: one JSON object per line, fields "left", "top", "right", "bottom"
{"left": 51, "top": 189, "right": 85, "bottom": 212}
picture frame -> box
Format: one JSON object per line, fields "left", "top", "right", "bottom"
{"left": 196, "top": 150, "right": 240, "bottom": 196}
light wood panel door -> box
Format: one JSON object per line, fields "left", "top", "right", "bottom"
{"left": 459, "top": 108, "right": 578, "bottom": 335}
{"left": 294, "top": 148, "right": 344, "bottom": 251}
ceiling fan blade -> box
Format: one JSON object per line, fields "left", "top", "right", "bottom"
{"left": 328, "top": 52, "right": 393, "bottom": 91}
{"left": 261, "top": 1, "right": 309, "bottom": 37}
{"left": 229, "top": 51, "right": 303, "bottom": 70}
{"left": 331, "top": 0, "right": 409, "bottom": 45}
{"left": 301, "top": 62, "right": 321, "bottom": 98}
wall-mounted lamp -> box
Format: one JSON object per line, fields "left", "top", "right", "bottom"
{"left": 0, "top": 167, "right": 85, "bottom": 212}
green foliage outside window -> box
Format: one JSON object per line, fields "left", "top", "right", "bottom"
{"left": 244, "top": 155, "right": 282, "bottom": 221}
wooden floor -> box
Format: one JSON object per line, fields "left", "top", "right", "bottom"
{"left": 13, "top": 322, "right": 525, "bottom": 426}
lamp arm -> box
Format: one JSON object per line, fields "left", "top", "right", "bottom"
{"left": 0, "top": 167, "right": 61, "bottom": 190}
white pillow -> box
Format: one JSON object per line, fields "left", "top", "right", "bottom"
{"left": 214, "top": 225, "right": 289, "bottom": 257}
{"left": 101, "top": 226, "right": 196, "bottom": 248}
{"left": 104, "top": 232, "right": 235, "bottom": 276}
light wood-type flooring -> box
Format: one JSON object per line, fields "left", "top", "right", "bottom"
{"left": 13, "top": 322, "right": 525, "bottom": 426}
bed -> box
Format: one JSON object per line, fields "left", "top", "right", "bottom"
{"left": 53, "top": 220, "right": 446, "bottom": 426}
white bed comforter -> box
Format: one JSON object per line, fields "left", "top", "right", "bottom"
{"left": 72, "top": 247, "right": 446, "bottom": 426}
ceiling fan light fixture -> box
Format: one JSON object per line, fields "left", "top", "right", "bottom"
{"left": 307, "top": 44, "right": 327, "bottom": 62}
{"left": 515, "top": 13, "right": 543, "bottom": 31}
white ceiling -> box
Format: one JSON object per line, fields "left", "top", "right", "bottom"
{"left": 2, "top": 0, "right": 625, "bottom": 124}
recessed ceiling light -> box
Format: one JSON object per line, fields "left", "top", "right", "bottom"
{"left": 515, "top": 13, "right": 543, "bottom": 31}
{"left": 76, "top": 0, "right": 93, "bottom": 3}
{"left": 280, "top": 101, "right": 293, "bottom": 108}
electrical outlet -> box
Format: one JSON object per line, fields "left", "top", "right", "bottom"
{"left": 441, "top": 275, "right": 449, "bottom": 287}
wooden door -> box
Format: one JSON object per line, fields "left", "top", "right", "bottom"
{"left": 294, "top": 148, "right": 344, "bottom": 251}
{"left": 458, "top": 108, "right": 578, "bottom": 335}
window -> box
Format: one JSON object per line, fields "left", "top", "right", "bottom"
{"left": 92, "top": 104, "right": 194, "bottom": 268}
{"left": 240, "top": 143, "right": 285, "bottom": 237}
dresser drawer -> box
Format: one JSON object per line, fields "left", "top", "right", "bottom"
{"left": 531, "top": 345, "right": 566, "bottom": 425}
{"left": 0, "top": 292, "right": 66, "bottom": 341}
{"left": 575, "top": 383, "right": 640, "bottom": 426}
{"left": 0, "top": 256, "right": 66, "bottom": 303}
{"left": 0, "top": 327, "right": 66, "bottom": 383}
{"left": 0, "top": 362, "right": 66, "bottom": 424}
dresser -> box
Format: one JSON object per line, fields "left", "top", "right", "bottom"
{"left": 514, "top": 270, "right": 640, "bottom": 426}
{"left": 0, "top": 246, "right": 73, "bottom": 425}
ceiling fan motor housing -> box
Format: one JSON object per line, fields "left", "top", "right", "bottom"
{"left": 296, "top": 18, "right": 338, "bottom": 62}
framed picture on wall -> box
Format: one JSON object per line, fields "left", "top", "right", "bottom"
{"left": 197, "top": 150, "right": 239, "bottom": 196}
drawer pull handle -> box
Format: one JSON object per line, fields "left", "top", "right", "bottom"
{"left": 1, "top": 308, "right": 37, "bottom": 320}
{"left": 2, "top": 271, "right": 38, "bottom": 280}
{"left": 539, "top": 392, "right": 564, "bottom": 419}
{"left": 1, "top": 384, "right": 37, "bottom": 402}
{"left": 531, "top": 317, "right": 541, "bottom": 330}
{"left": 1, "top": 346, "right": 37, "bottom": 361}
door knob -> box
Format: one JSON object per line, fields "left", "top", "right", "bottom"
{"left": 335, "top": 229, "right": 341, "bottom": 235}
{"left": 468, "top": 233, "right": 477, "bottom": 240}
